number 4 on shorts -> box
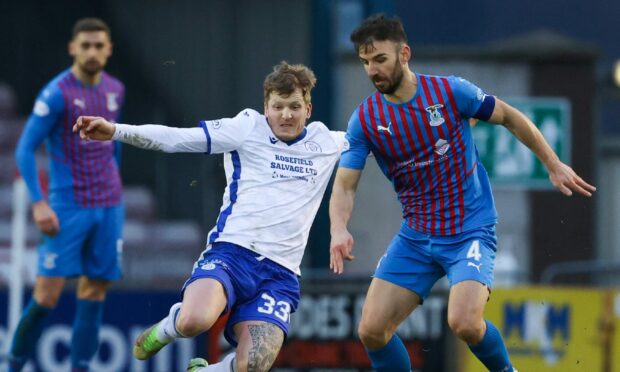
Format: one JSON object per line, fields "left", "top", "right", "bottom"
{"left": 467, "top": 240, "right": 481, "bottom": 261}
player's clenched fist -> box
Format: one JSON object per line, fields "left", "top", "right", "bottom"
{"left": 73, "top": 115, "right": 116, "bottom": 141}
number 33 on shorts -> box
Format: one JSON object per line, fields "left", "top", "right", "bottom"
{"left": 257, "top": 293, "right": 291, "bottom": 322}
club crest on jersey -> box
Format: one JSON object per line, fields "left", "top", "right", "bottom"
{"left": 106, "top": 92, "right": 119, "bottom": 112}
{"left": 304, "top": 141, "right": 322, "bottom": 153}
{"left": 425, "top": 104, "right": 445, "bottom": 126}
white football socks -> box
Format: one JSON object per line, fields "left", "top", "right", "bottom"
{"left": 156, "top": 302, "right": 185, "bottom": 342}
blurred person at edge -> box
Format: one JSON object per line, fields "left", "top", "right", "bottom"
{"left": 10, "top": 18, "right": 125, "bottom": 372}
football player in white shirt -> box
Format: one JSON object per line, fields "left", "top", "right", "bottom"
{"left": 74, "top": 62, "right": 347, "bottom": 372}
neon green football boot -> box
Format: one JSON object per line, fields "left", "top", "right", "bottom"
{"left": 133, "top": 324, "right": 170, "bottom": 360}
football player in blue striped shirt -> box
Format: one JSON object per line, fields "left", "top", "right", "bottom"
{"left": 329, "top": 14, "right": 595, "bottom": 372}
{"left": 10, "top": 18, "right": 125, "bottom": 372}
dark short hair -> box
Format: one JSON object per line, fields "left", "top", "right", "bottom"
{"left": 263, "top": 61, "right": 317, "bottom": 105}
{"left": 72, "top": 17, "right": 111, "bottom": 40}
{"left": 350, "top": 13, "right": 407, "bottom": 53}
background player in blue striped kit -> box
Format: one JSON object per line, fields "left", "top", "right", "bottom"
{"left": 329, "top": 14, "right": 596, "bottom": 372}
{"left": 10, "top": 18, "right": 125, "bottom": 372}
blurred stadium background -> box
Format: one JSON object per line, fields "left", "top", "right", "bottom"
{"left": 1, "top": 0, "right": 620, "bottom": 371}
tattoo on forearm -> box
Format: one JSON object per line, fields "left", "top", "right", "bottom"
{"left": 119, "top": 132, "right": 163, "bottom": 151}
{"left": 247, "top": 323, "right": 283, "bottom": 372}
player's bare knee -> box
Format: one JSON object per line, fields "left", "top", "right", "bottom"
{"left": 175, "top": 311, "right": 212, "bottom": 337}
{"left": 448, "top": 317, "right": 484, "bottom": 344}
{"left": 33, "top": 278, "right": 64, "bottom": 308}
{"left": 34, "top": 292, "right": 60, "bottom": 308}
{"left": 358, "top": 322, "right": 391, "bottom": 349}
{"left": 76, "top": 277, "right": 110, "bottom": 301}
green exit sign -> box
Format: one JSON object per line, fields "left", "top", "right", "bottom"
{"left": 472, "top": 97, "right": 571, "bottom": 188}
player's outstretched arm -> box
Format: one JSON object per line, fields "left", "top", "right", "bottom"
{"left": 487, "top": 98, "right": 596, "bottom": 197}
{"left": 74, "top": 116, "right": 208, "bottom": 153}
{"left": 329, "top": 168, "right": 362, "bottom": 274}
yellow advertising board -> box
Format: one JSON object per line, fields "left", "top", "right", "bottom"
{"left": 461, "top": 287, "right": 606, "bottom": 372}
{"left": 613, "top": 290, "right": 620, "bottom": 372}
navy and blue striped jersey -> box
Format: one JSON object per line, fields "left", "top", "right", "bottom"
{"left": 15, "top": 69, "right": 125, "bottom": 208}
{"left": 340, "top": 74, "right": 497, "bottom": 236}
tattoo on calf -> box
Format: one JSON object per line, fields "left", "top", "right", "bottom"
{"left": 247, "top": 323, "right": 284, "bottom": 372}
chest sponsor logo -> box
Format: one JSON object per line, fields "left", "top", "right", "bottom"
{"left": 434, "top": 139, "right": 450, "bottom": 155}
{"left": 425, "top": 104, "right": 445, "bottom": 126}
{"left": 106, "top": 92, "right": 119, "bottom": 112}
{"left": 271, "top": 154, "right": 317, "bottom": 183}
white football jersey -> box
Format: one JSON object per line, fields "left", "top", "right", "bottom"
{"left": 200, "top": 108, "right": 347, "bottom": 275}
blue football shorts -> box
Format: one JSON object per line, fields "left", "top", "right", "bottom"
{"left": 182, "top": 242, "right": 300, "bottom": 347}
{"left": 38, "top": 204, "right": 124, "bottom": 280}
{"left": 374, "top": 222, "right": 497, "bottom": 301}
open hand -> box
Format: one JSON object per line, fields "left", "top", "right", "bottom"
{"left": 548, "top": 161, "right": 596, "bottom": 197}
{"left": 330, "top": 229, "right": 355, "bottom": 274}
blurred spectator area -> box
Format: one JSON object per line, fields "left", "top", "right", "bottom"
{"left": 0, "top": 82, "right": 205, "bottom": 289}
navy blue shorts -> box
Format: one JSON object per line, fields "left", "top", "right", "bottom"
{"left": 182, "top": 242, "right": 300, "bottom": 347}
{"left": 374, "top": 222, "right": 497, "bottom": 301}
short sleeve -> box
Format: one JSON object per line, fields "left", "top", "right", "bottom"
{"left": 338, "top": 108, "right": 371, "bottom": 170}
{"left": 329, "top": 130, "right": 350, "bottom": 153}
{"left": 448, "top": 76, "right": 495, "bottom": 121}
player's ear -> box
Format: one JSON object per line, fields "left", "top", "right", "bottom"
{"left": 68, "top": 40, "right": 76, "bottom": 57}
{"left": 400, "top": 44, "right": 411, "bottom": 64}
{"left": 306, "top": 103, "right": 312, "bottom": 119}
